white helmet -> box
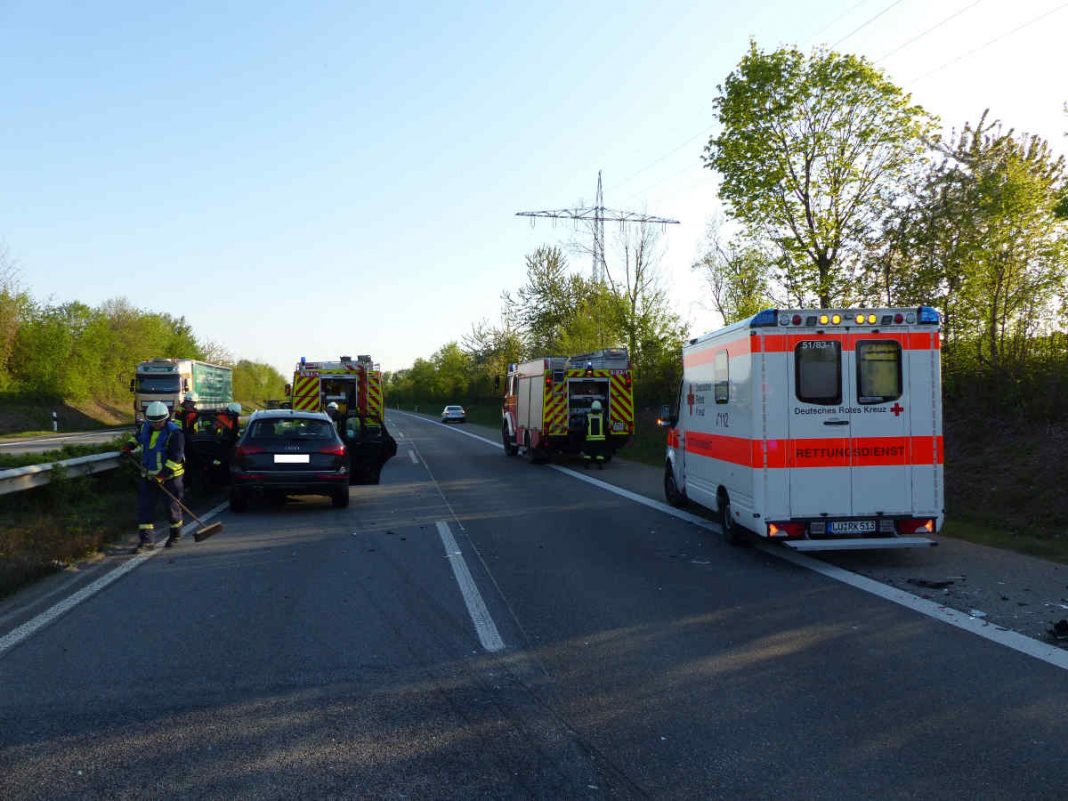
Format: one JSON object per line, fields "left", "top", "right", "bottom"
{"left": 327, "top": 402, "right": 339, "bottom": 412}
{"left": 183, "top": 393, "right": 195, "bottom": 402}
{"left": 590, "top": 400, "right": 603, "bottom": 412}
{"left": 227, "top": 402, "right": 241, "bottom": 414}
{"left": 146, "top": 401, "right": 170, "bottom": 422}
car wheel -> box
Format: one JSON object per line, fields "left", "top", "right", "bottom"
{"left": 229, "top": 489, "right": 248, "bottom": 513}
{"left": 332, "top": 488, "right": 350, "bottom": 508}
{"left": 664, "top": 463, "right": 686, "bottom": 507}
{"left": 719, "top": 492, "right": 745, "bottom": 546}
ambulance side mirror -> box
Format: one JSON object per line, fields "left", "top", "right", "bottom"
{"left": 129, "top": 378, "right": 135, "bottom": 392}
{"left": 656, "top": 404, "right": 676, "bottom": 428}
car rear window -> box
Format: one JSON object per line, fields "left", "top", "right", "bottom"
{"left": 247, "top": 419, "right": 335, "bottom": 439}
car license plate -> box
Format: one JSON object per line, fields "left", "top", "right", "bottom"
{"left": 273, "top": 454, "right": 309, "bottom": 464}
{"left": 829, "top": 520, "right": 876, "bottom": 535}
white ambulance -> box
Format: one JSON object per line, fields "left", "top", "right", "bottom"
{"left": 659, "top": 307, "right": 944, "bottom": 551}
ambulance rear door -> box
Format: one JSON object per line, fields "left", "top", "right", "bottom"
{"left": 849, "top": 335, "right": 912, "bottom": 516}
{"left": 787, "top": 335, "right": 851, "bottom": 517}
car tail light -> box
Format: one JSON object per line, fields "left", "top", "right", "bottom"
{"left": 320, "top": 443, "right": 346, "bottom": 456}
{"left": 896, "top": 518, "right": 935, "bottom": 534}
{"left": 235, "top": 444, "right": 265, "bottom": 458}
{"left": 767, "top": 521, "right": 805, "bottom": 538}
{"left": 316, "top": 472, "right": 347, "bottom": 480}
{"left": 234, "top": 472, "right": 266, "bottom": 481}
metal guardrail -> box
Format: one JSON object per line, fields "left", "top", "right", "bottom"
{"left": 0, "top": 452, "right": 122, "bottom": 496}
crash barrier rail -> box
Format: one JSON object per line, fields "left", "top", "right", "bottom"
{"left": 0, "top": 452, "right": 122, "bottom": 496}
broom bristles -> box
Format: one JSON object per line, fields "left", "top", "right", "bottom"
{"left": 193, "top": 522, "right": 224, "bottom": 542}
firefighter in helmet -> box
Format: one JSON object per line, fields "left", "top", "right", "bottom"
{"left": 176, "top": 393, "right": 198, "bottom": 433}
{"left": 122, "top": 400, "right": 186, "bottom": 551}
{"left": 583, "top": 399, "right": 608, "bottom": 469}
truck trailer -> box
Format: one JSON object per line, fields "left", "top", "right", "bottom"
{"left": 130, "top": 359, "right": 233, "bottom": 423}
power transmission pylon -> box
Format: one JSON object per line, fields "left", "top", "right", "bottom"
{"left": 516, "top": 171, "right": 680, "bottom": 284}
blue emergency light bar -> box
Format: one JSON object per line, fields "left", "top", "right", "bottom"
{"left": 750, "top": 308, "right": 779, "bottom": 327}
{"left": 918, "top": 306, "right": 940, "bottom": 324}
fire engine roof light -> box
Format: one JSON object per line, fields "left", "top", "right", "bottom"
{"left": 750, "top": 308, "right": 779, "bottom": 328}
{"left": 918, "top": 306, "right": 940, "bottom": 324}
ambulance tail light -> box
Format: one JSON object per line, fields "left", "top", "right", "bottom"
{"left": 767, "top": 521, "right": 805, "bottom": 539}
{"left": 545, "top": 373, "right": 552, "bottom": 390}
{"left": 624, "top": 373, "right": 632, "bottom": 389}
{"left": 918, "top": 306, "right": 940, "bottom": 324}
{"left": 896, "top": 518, "right": 935, "bottom": 534}
{"left": 750, "top": 308, "right": 779, "bottom": 327}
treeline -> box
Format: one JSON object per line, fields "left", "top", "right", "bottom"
{"left": 694, "top": 42, "right": 1067, "bottom": 422}
{"left": 0, "top": 277, "right": 285, "bottom": 406}
{"left": 387, "top": 238, "right": 685, "bottom": 412}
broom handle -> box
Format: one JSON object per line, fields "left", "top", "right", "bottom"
{"left": 125, "top": 453, "right": 209, "bottom": 528}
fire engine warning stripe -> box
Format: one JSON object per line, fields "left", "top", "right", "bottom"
{"left": 390, "top": 410, "right": 1068, "bottom": 672}
{"left": 684, "top": 431, "right": 944, "bottom": 468}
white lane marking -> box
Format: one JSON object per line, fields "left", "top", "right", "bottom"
{"left": 394, "top": 411, "right": 1068, "bottom": 672}
{"left": 0, "top": 502, "right": 229, "bottom": 659}
{"left": 436, "top": 520, "right": 505, "bottom": 652}
{"left": 408, "top": 449, "right": 419, "bottom": 464}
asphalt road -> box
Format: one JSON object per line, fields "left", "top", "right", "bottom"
{"left": 0, "top": 428, "right": 129, "bottom": 456}
{"left": 1, "top": 412, "right": 1067, "bottom": 800}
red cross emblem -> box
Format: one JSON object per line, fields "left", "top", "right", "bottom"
{"left": 687, "top": 384, "right": 695, "bottom": 415}
{"left": 890, "top": 403, "right": 904, "bottom": 417}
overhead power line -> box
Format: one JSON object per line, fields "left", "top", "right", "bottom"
{"left": 832, "top": 0, "right": 906, "bottom": 47}
{"left": 876, "top": 0, "right": 983, "bottom": 63}
{"left": 909, "top": 1, "right": 1068, "bottom": 82}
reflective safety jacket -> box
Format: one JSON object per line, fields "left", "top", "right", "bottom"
{"left": 586, "top": 413, "right": 605, "bottom": 442}
{"left": 127, "top": 421, "right": 185, "bottom": 479}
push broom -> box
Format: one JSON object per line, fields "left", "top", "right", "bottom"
{"left": 124, "top": 454, "right": 224, "bottom": 542}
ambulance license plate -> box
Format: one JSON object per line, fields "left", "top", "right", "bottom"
{"left": 274, "top": 454, "right": 310, "bottom": 464}
{"left": 612, "top": 420, "right": 625, "bottom": 432}
{"left": 829, "top": 521, "right": 876, "bottom": 535}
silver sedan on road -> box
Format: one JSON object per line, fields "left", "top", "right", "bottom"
{"left": 440, "top": 405, "right": 466, "bottom": 424}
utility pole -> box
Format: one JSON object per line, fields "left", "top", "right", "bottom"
{"left": 516, "top": 171, "right": 680, "bottom": 285}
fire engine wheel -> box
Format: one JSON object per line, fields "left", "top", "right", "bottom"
{"left": 502, "top": 426, "right": 518, "bottom": 456}
{"left": 719, "top": 493, "right": 745, "bottom": 546}
{"left": 664, "top": 464, "right": 686, "bottom": 507}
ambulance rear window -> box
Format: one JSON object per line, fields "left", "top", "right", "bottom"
{"left": 795, "top": 341, "right": 841, "bottom": 405}
{"left": 857, "top": 341, "right": 902, "bottom": 403}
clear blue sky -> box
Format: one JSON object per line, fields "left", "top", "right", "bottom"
{"left": 3, "top": 0, "right": 1065, "bottom": 377}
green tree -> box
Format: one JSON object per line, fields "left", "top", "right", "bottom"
{"left": 884, "top": 112, "right": 1067, "bottom": 372}
{"left": 704, "top": 41, "right": 934, "bottom": 307}
{"left": 692, "top": 220, "right": 775, "bottom": 324}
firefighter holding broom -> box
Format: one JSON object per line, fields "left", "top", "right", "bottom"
{"left": 122, "top": 401, "right": 186, "bottom": 552}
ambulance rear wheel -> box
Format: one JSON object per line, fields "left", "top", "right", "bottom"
{"left": 664, "top": 464, "right": 686, "bottom": 507}
{"left": 719, "top": 492, "right": 744, "bottom": 546}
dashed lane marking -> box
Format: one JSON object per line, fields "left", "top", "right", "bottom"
{"left": 437, "top": 520, "right": 505, "bottom": 652}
